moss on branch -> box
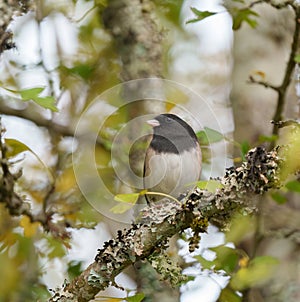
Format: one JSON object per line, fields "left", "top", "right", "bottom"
{"left": 49, "top": 147, "right": 280, "bottom": 302}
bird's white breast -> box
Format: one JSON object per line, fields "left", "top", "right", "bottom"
{"left": 144, "top": 147, "right": 201, "bottom": 200}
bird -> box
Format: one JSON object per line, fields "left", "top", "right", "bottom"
{"left": 143, "top": 113, "right": 202, "bottom": 204}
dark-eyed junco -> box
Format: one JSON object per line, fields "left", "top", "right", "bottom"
{"left": 144, "top": 113, "right": 202, "bottom": 204}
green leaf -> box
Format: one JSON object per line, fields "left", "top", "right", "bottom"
{"left": 271, "top": 192, "right": 287, "bottom": 204}
{"left": 295, "top": 54, "right": 300, "bottom": 63}
{"left": 226, "top": 214, "right": 254, "bottom": 244}
{"left": 64, "top": 64, "right": 95, "bottom": 80}
{"left": 110, "top": 203, "right": 134, "bottom": 214}
{"left": 194, "top": 255, "right": 214, "bottom": 269}
{"left": 20, "top": 87, "right": 58, "bottom": 112}
{"left": 94, "top": 0, "right": 107, "bottom": 7}
{"left": 230, "top": 256, "right": 278, "bottom": 290}
{"left": 31, "top": 284, "right": 51, "bottom": 300}
{"left": 258, "top": 134, "right": 278, "bottom": 143}
{"left": 211, "top": 246, "right": 239, "bottom": 273}
{"left": 126, "top": 293, "right": 145, "bottom": 302}
{"left": 285, "top": 180, "right": 300, "bottom": 193}
{"left": 240, "top": 140, "right": 250, "bottom": 161}
{"left": 153, "top": 0, "right": 184, "bottom": 25}
{"left": 196, "top": 180, "right": 223, "bottom": 193}
{"left": 4, "top": 138, "right": 30, "bottom": 157}
{"left": 20, "top": 87, "right": 44, "bottom": 100}
{"left": 111, "top": 193, "right": 140, "bottom": 214}
{"left": 35, "top": 96, "right": 59, "bottom": 112}
{"left": 232, "top": 8, "right": 259, "bottom": 30}
{"left": 196, "top": 127, "right": 224, "bottom": 145}
{"left": 47, "top": 237, "right": 66, "bottom": 259}
{"left": 186, "top": 8, "right": 217, "bottom": 24}
{"left": 4, "top": 138, "right": 54, "bottom": 183}
{"left": 114, "top": 193, "right": 140, "bottom": 204}
{"left": 68, "top": 261, "right": 83, "bottom": 280}
{"left": 219, "top": 287, "right": 242, "bottom": 302}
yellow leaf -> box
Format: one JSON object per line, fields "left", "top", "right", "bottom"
{"left": 4, "top": 138, "right": 30, "bottom": 157}
{"left": 139, "top": 189, "right": 148, "bottom": 196}
{"left": 280, "top": 128, "right": 300, "bottom": 180}
{"left": 20, "top": 216, "right": 40, "bottom": 237}
{"left": 110, "top": 202, "right": 134, "bottom": 214}
{"left": 196, "top": 180, "right": 223, "bottom": 193}
{"left": 0, "top": 253, "right": 20, "bottom": 295}
{"left": 252, "top": 70, "right": 266, "bottom": 79}
{"left": 111, "top": 193, "right": 139, "bottom": 214}
{"left": 114, "top": 193, "right": 139, "bottom": 204}
{"left": 28, "top": 189, "right": 44, "bottom": 204}
{"left": 239, "top": 256, "right": 249, "bottom": 268}
{"left": 165, "top": 101, "right": 176, "bottom": 112}
{"left": 56, "top": 168, "right": 76, "bottom": 192}
{"left": 231, "top": 256, "right": 278, "bottom": 290}
{"left": 165, "top": 86, "right": 189, "bottom": 105}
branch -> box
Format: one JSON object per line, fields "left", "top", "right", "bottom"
{"left": 0, "top": 104, "right": 74, "bottom": 137}
{"left": 0, "top": 123, "right": 70, "bottom": 239}
{"left": 102, "top": 0, "right": 164, "bottom": 81}
{"left": 49, "top": 147, "right": 280, "bottom": 302}
{"left": 248, "top": 75, "right": 280, "bottom": 92}
{"left": 271, "top": 119, "right": 300, "bottom": 128}
{"left": 249, "top": 1, "right": 295, "bottom": 10}
{"left": 247, "top": 3, "right": 300, "bottom": 145}
{"left": 0, "top": 103, "right": 109, "bottom": 148}
{"left": 272, "top": 5, "right": 300, "bottom": 137}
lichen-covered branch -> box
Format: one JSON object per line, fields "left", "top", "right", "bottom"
{"left": 102, "top": 0, "right": 166, "bottom": 119}
{"left": 102, "top": 0, "right": 163, "bottom": 81}
{"left": 49, "top": 147, "right": 280, "bottom": 302}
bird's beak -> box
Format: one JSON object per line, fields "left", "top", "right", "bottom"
{"left": 147, "top": 119, "right": 160, "bottom": 127}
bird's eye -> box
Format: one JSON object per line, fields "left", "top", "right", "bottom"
{"left": 165, "top": 117, "right": 172, "bottom": 123}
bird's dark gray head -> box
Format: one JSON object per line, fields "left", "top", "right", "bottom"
{"left": 147, "top": 113, "right": 198, "bottom": 154}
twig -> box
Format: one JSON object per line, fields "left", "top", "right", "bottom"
{"left": 249, "top": 0, "right": 265, "bottom": 9}
{"left": 249, "top": 0, "right": 295, "bottom": 10}
{"left": 271, "top": 5, "right": 300, "bottom": 142}
{"left": 0, "top": 103, "right": 107, "bottom": 147}
{"left": 246, "top": 3, "right": 300, "bottom": 148}
{"left": 271, "top": 119, "right": 300, "bottom": 128}
{"left": 0, "top": 104, "right": 73, "bottom": 136}
{"left": 248, "top": 75, "right": 280, "bottom": 91}
{"left": 269, "top": 0, "right": 296, "bottom": 10}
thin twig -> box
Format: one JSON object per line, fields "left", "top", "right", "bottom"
{"left": 247, "top": 3, "right": 300, "bottom": 148}
{"left": 249, "top": 0, "right": 265, "bottom": 9}
{"left": 249, "top": 0, "right": 295, "bottom": 10}
{"left": 248, "top": 75, "right": 280, "bottom": 91}
{"left": 0, "top": 103, "right": 107, "bottom": 147}
{"left": 271, "top": 119, "right": 300, "bottom": 128}
{"left": 269, "top": 0, "right": 296, "bottom": 10}
{"left": 271, "top": 5, "right": 300, "bottom": 143}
